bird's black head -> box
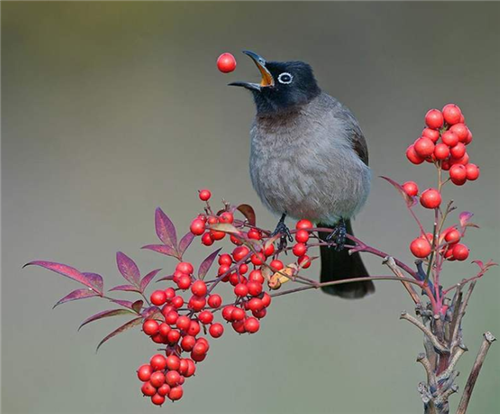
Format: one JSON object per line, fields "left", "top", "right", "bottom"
{"left": 229, "top": 51, "right": 321, "bottom": 116}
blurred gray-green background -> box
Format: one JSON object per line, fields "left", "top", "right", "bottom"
{"left": 2, "top": 2, "right": 499, "bottom": 414}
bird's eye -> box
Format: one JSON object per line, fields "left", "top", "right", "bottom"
{"left": 277, "top": 72, "right": 293, "bottom": 85}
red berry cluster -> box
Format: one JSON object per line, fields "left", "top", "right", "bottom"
{"left": 406, "top": 104, "right": 479, "bottom": 190}
{"left": 403, "top": 104, "right": 475, "bottom": 262}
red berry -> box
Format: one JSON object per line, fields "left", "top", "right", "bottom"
{"left": 143, "top": 319, "right": 159, "bottom": 336}
{"left": 232, "top": 246, "right": 250, "bottom": 261}
{"left": 231, "top": 307, "right": 246, "bottom": 321}
{"left": 420, "top": 188, "right": 442, "bottom": 209}
{"left": 292, "top": 242, "right": 308, "bottom": 257}
{"left": 199, "top": 189, "right": 211, "bottom": 201}
{"left": 222, "top": 305, "right": 235, "bottom": 321}
{"left": 248, "top": 280, "right": 263, "bottom": 296}
{"left": 150, "top": 354, "right": 167, "bottom": 371}
{"left": 176, "top": 315, "right": 191, "bottom": 331}
{"left": 181, "top": 335, "right": 196, "bottom": 352}
{"left": 141, "top": 381, "right": 157, "bottom": 397}
{"left": 247, "top": 228, "right": 262, "bottom": 240}
{"left": 249, "top": 270, "right": 265, "bottom": 284}
{"left": 165, "top": 287, "right": 175, "bottom": 300}
{"left": 296, "top": 219, "right": 313, "bottom": 230}
{"left": 442, "top": 104, "right": 462, "bottom": 125}
{"left": 402, "top": 181, "right": 419, "bottom": 197}
{"left": 208, "top": 294, "right": 222, "bottom": 308}
{"left": 464, "top": 130, "right": 473, "bottom": 145}
{"left": 219, "top": 211, "right": 234, "bottom": 224}
{"left": 239, "top": 263, "right": 249, "bottom": 274}
{"left": 150, "top": 290, "right": 167, "bottom": 306}
{"left": 450, "top": 142, "right": 466, "bottom": 159}
{"left": 230, "top": 234, "right": 243, "bottom": 245}
{"left": 422, "top": 128, "right": 440, "bottom": 142}
{"left": 270, "top": 259, "right": 284, "bottom": 271}
{"left": 150, "top": 371, "right": 165, "bottom": 388}
{"left": 263, "top": 242, "right": 275, "bottom": 256}
{"left": 166, "top": 355, "right": 180, "bottom": 371}
{"left": 450, "top": 152, "right": 470, "bottom": 166}
{"left": 198, "top": 310, "right": 214, "bottom": 324}
{"left": 449, "top": 164, "right": 467, "bottom": 186}
{"left": 157, "top": 383, "right": 171, "bottom": 397}
{"left": 176, "top": 262, "right": 194, "bottom": 275}
{"left": 151, "top": 393, "right": 165, "bottom": 406}
{"left": 232, "top": 319, "right": 246, "bottom": 334}
{"left": 234, "top": 283, "right": 249, "bottom": 297}
{"left": 217, "top": 53, "right": 237, "bottom": 73}
{"left": 441, "top": 131, "right": 459, "bottom": 147}
{"left": 251, "top": 252, "right": 266, "bottom": 266}
{"left": 406, "top": 145, "right": 425, "bottom": 165}
{"left": 298, "top": 255, "right": 311, "bottom": 269}
{"left": 218, "top": 264, "right": 230, "bottom": 276}
{"left": 445, "top": 229, "right": 461, "bottom": 244}
{"left": 244, "top": 317, "right": 260, "bottom": 333}
{"left": 465, "top": 164, "right": 480, "bottom": 181}
{"left": 253, "top": 308, "right": 267, "bottom": 319}
{"left": 218, "top": 253, "right": 232, "bottom": 266}
{"left": 167, "top": 329, "right": 181, "bottom": 344}
{"left": 425, "top": 109, "right": 444, "bottom": 129}
{"left": 191, "top": 280, "right": 207, "bottom": 297}
{"left": 188, "top": 320, "right": 201, "bottom": 336}
{"left": 171, "top": 296, "right": 184, "bottom": 309}
{"left": 158, "top": 322, "right": 171, "bottom": 337}
{"left": 261, "top": 293, "right": 272, "bottom": 308}
{"left": 434, "top": 143, "right": 450, "bottom": 160}
{"left": 177, "top": 274, "right": 192, "bottom": 290}
{"left": 247, "top": 298, "right": 264, "bottom": 312}
{"left": 452, "top": 243, "right": 469, "bottom": 261}
{"left": 209, "top": 323, "right": 224, "bottom": 338}
{"left": 192, "top": 341, "right": 209, "bottom": 356}
{"left": 190, "top": 218, "right": 205, "bottom": 235}
{"left": 410, "top": 238, "right": 432, "bottom": 258}
{"left": 210, "top": 229, "right": 226, "bottom": 241}
{"left": 137, "top": 364, "right": 153, "bottom": 382}
{"left": 168, "top": 386, "right": 184, "bottom": 401}
{"left": 165, "top": 370, "right": 181, "bottom": 387}
{"left": 295, "top": 229, "right": 309, "bottom": 243}
{"left": 165, "top": 310, "right": 179, "bottom": 325}
{"left": 449, "top": 123, "right": 469, "bottom": 142}
{"left": 414, "top": 137, "right": 435, "bottom": 158}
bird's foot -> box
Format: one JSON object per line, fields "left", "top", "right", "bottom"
{"left": 326, "top": 219, "right": 347, "bottom": 251}
{"left": 272, "top": 213, "right": 293, "bottom": 252}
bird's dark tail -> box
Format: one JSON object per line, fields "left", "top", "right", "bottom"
{"left": 318, "top": 220, "right": 375, "bottom": 299}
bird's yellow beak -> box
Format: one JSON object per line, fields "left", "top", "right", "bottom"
{"left": 228, "top": 50, "right": 274, "bottom": 91}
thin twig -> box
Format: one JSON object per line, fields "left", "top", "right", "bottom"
{"left": 436, "top": 344, "right": 467, "bottom": 382}
{"left": 456, "top": 332, "right": 496, "bottom": 414}
{"left": 417, "top": 353, "right": 437, "bottom": 389}
{"left": 450, "top": 282, "right": 476, "bottom": 354}
{"left": 383, "top": 256, "right": 421, "bottom": 305}
{"left": 400, "top": 311, "right": 449, "bottom": 354}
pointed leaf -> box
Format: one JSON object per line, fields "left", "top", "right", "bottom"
{"left": 198, "top": 248, "right": 222, "bottom": 280}
{"left": 209, "top": 223, "right": 241, "bottom": 235}
{"left": 155, "top": 207, "right": 177, "bottom": 248}
{"left": 132, "top": 300, "right": 144, "bottom": 314}
{"left": 53, "top": 288, "right": 98, "bottom": 308}
{"left": 79, "top": 309, "right": 135, "bottom": 331}
{"left": 96, "top": 317, "right": 143, "bottom": 352}
{"left": 140, "top": 268, "right": 161, "bottom": 292}
{"left": 380, "top": 176, "right": 417, "bottom": 208}
{"left": 142, "top": 244, "right": 179, "bottom": 258}
{"left": 142, "top": 306, "right": 162, "bottom": 319}
{"left": 178, "top": 232, "right": 195, "bottom": 258}
{"left": 82, "top": 272, "right": 104, "bottom": 295}
{"left": 116, "top": 252, "right": 140, "bottom": 286}
{"left": 237, "top": 204, "right": 256, "bottom": 226}
{"left": 109, "top": 298, "right": 135, "bottom": 309}
{"left": 156, "top": 274, "right": 174, "bottom": 283}
{"left": 24, "top": 261, "right": 99, "bottom": 293}
{"left": 108, "top": 284, "right": 141, "bottom": 293}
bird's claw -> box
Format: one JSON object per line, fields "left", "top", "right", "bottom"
{"left": 326, "top": 219, "right": 347, "bottom": 251}
{"left": 272, "top": 220, "right": 293, "bottom": 252}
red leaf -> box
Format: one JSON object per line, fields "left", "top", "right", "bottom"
{"left": 82, "top": 272, "right": 104, "bottom": 295}
{"left": 96, "top": 317, "right": 143, "bottom": 352}
{"left": 140, "top": 268, "right": 161, "bottom": 292}
{"left": 142, "top": 244, "right": 179, "bottom": 258}
{"left": 24, "top": 261, "right": 99, "bottom": 293}
{"left": 178, "top": 232, "right": 195, "bottom": 258}
{"left": 53, "top": 288, "right": 98, "bottom": 308}
{"left": 198, "top": 248, "right": 222, "bottom": 280}
{"left": 237, "top": 204, "right": 256, "bottom": 226}
{"left": 380, "top": 176, "right": 417, "bottom": 208}
{"left": 116, "top": 252, "right": 140, "bottom": 286}
{"left": 79, "top": 309, "right": 135, "bottom": 331}
{"left": 155, "top": 208, "right": 177, "bottom": 249}
{"left": 108, "top": 284, "right": 141, "bottom": 293}
{"left": 132, "top": 300, "right": 143, "bottom": 314}
{"left": 459, "top": 211, "right": 478, "bottom": 228}
{"left": 156, "top": 274, "right": 174, "bottom": 283}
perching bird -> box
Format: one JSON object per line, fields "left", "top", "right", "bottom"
{"left": 230, "top": 51, "right": 374, "bottom": 299}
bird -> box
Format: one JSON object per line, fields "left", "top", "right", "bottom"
{"left": 229, "top": 50, "right": 374, "bottom": 299}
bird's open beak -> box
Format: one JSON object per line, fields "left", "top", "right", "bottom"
{"left": 228, "top": 50, "right": 274, "bottom": 91}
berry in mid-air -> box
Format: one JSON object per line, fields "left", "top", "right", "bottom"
{"left": 217, "top": 53, "right": 237, "bottom": 73}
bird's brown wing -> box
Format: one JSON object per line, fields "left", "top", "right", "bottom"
{"left": 351, "top": 129, "right": 369, "bottom": 166}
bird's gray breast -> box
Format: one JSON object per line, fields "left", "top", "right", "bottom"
{"left": 249, "top": 95, "right": 371, "bottom": 224}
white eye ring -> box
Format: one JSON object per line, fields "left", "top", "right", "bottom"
{"left": 277, "top": 72, "right": 293, "bottom": 85}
